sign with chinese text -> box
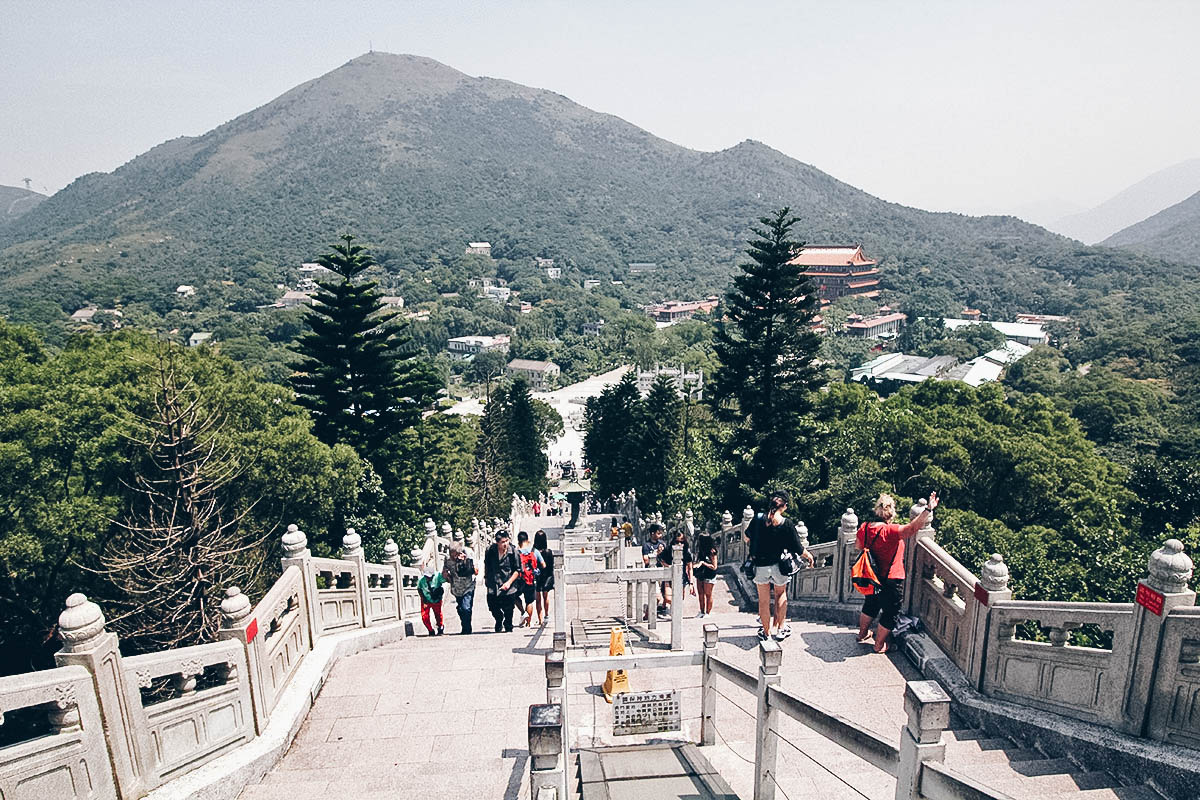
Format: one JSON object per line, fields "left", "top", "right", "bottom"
{"left": 613, "top": 689, "right": 681, "bottom": 735}
{"left": 1136, "top": 583, "right": 1164, "bottom": 616}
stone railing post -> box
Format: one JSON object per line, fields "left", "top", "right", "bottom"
{"left": 836, "top": 508, "right": 859, "bottom": 603}
{"left": 55, "top": 594, "right": 149, "bottom": 800}
{"left": 545, "top": 651, "right": 565, "bottom": 704}
{"left": 553, "top": 547, "right": 567, "bottom": 636}
{"left": 969, "top": 553, "right": 1012, "bottom": 690}
{"left": 903, "top": 501, "right": 935, "bottom": 614}
{"left": 1122, "top": 538, "right": 1196, "bottom": 736}
{"left": 753, "top": 639, "right": 783, "bottom": 800}
{"left": 671, "top": 543, "right": 684, "bottom": 650}
{"left": 552, "top": 630, "right": 567, "bottom": 655}
{"left": 280, "top": 524, "right": 319, "bottom": 642}
{"left": 528, "top": 703, "right": 564, "bottom": 799}
{"left": 720, "top": 510, "right": 734, "bottom": 563}
{"left": 741, "top": 505, "right": 754, "bottom": 565}
{"left": 422, "top": 518, "right": 438, "bottom": 570}
{"left": 383, "top": 538, "right": 407, "bottom": 635}
{"left": 894, "top": 680, "right": 951, "bottom": 800}
{"left": 218, "top": 586, "right": 268, "bottom": 733}
{"left": 341, "top": 527, "right": 368, "bottom": 628}
{"left": 700, "top": 622, "right": 719, "bottom": 746}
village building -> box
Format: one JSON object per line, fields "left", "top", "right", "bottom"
{"left": 280, "top": 290, "right": 314, "bottom": 308}
{"left": 298, "top": 263, "right": 332, "bottom": 276}
{"left": 446, "top": 334, "right": 510, "bottom": 361}
{"left": 380, "top": 296, "right": 405, "bottom": 309}
{"left": 1015, "top": 312, "right": 1071, "bottom": 325}
{"left": 852, "top": 353, "right": 958, "bottom": 384}
{"left": 507, "top": 358, "right": 561, "bottom": 390}
{"left": 175, "top": 284, "right": 196, "bottom": 298}
{"left": 961, "top": 306, "right": 983, "bottom": 321}
{"left": 582, "top": 320, "right": 605, "bottom": 336}
{"left": 637, "top": 365, "right": 704, "bottom": 401}
{"left": 628, "top": 262, "right": 657, "bottom": 274}
{"left": 645, "top": 297, "right": 719, "bottom": 326}
{"left": 465, "top": 241, "right": 492, "bottom": 257}
{"left": 942, "top": 318, "right": 1049, "bottom": 347}
{"left": 789, "top": 244, "right": 880, "bottom": 304}
{"left": 69, "top": 307, "right": 124, "bottom": 326}
{"left": 188, "top": 332, "right": 213, "bottom": 347}
{"left": 583, "top": 279, "right": 600, "bottom": 290}
{"left": 483, "top": 285, "right": 511, "bottom": 304}
{"left": 845, "top": 310, "right": 907, "bottom": 339}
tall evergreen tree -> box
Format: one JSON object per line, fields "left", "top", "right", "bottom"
{"left": 291, "top": 234, "right": 437, "bottom": 454}
{"left": 471, "top": 377, "right": 555, "bottom": 512}
{"left": 638, "top": 374, "right": 684, "bottom": 511}
{"left": 712, "top": 208, "right": 823, "bottom": 498}
{"left": 505, "top": 377, "right": 550, "bottom": 497}
{"left": 583, "top": 371, "right": 644, "bottom": 497}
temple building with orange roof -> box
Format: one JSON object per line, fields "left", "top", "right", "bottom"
{"left": 789, "top": 244, "right": 881, "bottom": 304}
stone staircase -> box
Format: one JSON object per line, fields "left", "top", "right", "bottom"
{"left": 940, "top": 727, "right": 1165, "bottom": 799}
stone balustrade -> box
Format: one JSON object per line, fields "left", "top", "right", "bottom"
{"left": 712, "top": 500, "right": 1200, "bottom": 751}
{"left": 0, "top": 516, "right": 506, "bottom": 800}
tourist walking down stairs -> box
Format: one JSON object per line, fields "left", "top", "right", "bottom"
{"left": 533, "top": 530, "right": 555, "bottom": 627}
{"left": 484, "top": 530, "right": 521, "bottom": 632}
{"left": 746, "top": 489, "right": 814, "bottom": 641}
{"left": 516, "top": 531, "right": 546, "bottom": 628}
{"left": 692, "top": 528, "right": 718, "bottom": 618}
{"left": 442, "top": 541, "right": 478, "bottom": 635}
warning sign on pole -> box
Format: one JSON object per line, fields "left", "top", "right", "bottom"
{"left": 602, "top": 627, "right": 629, "bottom": 702}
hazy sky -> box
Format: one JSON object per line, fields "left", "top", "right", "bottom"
{"left": 4, "top": 1, "right": 1199, "bottom": 219}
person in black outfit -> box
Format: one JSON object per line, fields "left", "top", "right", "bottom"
{"left": 744, "top": 490, "right": 814, "bottom": 641}
{"left": 656, "top": 526, "right": 694, "bottom": 616}
{"left": 533, "top": 530, "right": 555, "bottom": 626}
{"left": 483, "top": 530, "right": 521, "bottom": 632}
{"left": 692, "top": 530, "right": 718, "bottom": 618}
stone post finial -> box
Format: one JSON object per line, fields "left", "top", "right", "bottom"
{"left": 441, "top": 521, "right": 453, "bottom": 538}
{"left": 383, "top": 538, "right": 400, "bottom": 562}
{"left": 410, "top": 548, "right": 424, "bottom": 562}
{"left": 796, "top": 519, "right": 809, "bottom": 551}
{"left": 839, "top": 507, "right": 858, "bottom": 540}
{"left": 454, "top": 528, "right": 465, "bottom": 543}
{"left": 341, "top": 527, "right": 363, "bottom": 559}
{"left": 721, "top": 510, "right": 733, "bottom": 530}
{"left": 281, "top": 523, "right": 309, "bottom": 559}
{"left": 903, "top": 680, "right": 951, "bottom": 744}
{"left": 1148, "top": 539, "right": 1194, "bottom": 594}
{"left": 742, "top": 505, "right": 754, "bottom": 524}
{"left": 424, "top": 518, "right": 436, "bottom": 537}
{"left": 219, "top": 587, "right": 252, "bottom": 629}
{"left": 57, "top": 593, "right": 106, "bottom": 651}
{"left": 980, "top": 553, "right": 1010, "bottom": 592}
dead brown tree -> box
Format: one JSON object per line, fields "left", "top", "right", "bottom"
{"left": 97, "top": 347, "right": 268, "bottom": 652}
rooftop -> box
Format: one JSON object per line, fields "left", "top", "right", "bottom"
{"left": 789, "top": 244, "right": 877, "bottom": 268}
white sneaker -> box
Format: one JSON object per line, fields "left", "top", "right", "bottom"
{"left": 773, "top": 625, "right": 792, "bottom": 641}
{"left": 696, "top": 611, "right": 706, "bottom": 619}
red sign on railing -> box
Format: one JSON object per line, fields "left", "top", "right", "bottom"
{"left": 246, "top": 618, "right": 259, "bottom": 642}
{"left": 1135, "top": 583, "right": 1165, "bottom": 616}
{"left": 973, "top": 583, "right": 989, "bottom": 606}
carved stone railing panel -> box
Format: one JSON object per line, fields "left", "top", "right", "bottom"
{"left": 912, "top": 538, "right": 985, "bottom": 677}
{"left": 398, "top": 566, "right": 423, "bottom": 620}
{"left": 122, "top": 639, "right": 252, "bottom": 788}
{"left": 1147, "top": 606, "right": 1200, "bottom": 747}
{"left": 365, "top": 563, "right": 400, "bottom": 624}
{"left": 788, "top": 541, "right": 838, "bottom": 601}
{"left": 250, "top": 565, "right": 310, "bottom": 722}
{"left": 983, "top": 600, "right": 1135, "bottom": 726}
{"left": 0, "top": 664, "right": 115, "bottom": 800}
{"left": 309, "top": 556, "right": 361, "bottom": 635}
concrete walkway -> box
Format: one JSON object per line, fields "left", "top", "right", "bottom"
{"left": 240, "top": 518, "right": 915, "bottom": 799}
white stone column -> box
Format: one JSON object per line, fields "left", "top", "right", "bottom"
{"left": 671, "top": 543, "right": 684, "bottom": 651}
{"left": 280, "top": 524, "right": 319, "bottom": 642}
{"left": 903, "top": 501, "right": 934, "bottom": 615}
{"left": 383, "top": 538, "right": 407, "bottom": 635}
{"left": 554, "top": 547, "right": 567, "bottom": 636}
{"left": 720, "top": 510, "right": 733, "bottom": 563}
{"left": 55, "top": 594, "right": 150, "bottom": 800}
{"left": 1122, "top": 538, "right": 1196, "bottom": 736}
{"left": 218, "top": 586, "right": 269, "bottom": 733}
{"left": 835, "top": 507, "right": 858, "bottom": 604}
{"left": 528, "top": 703, "right": 565, "bottom": 799}
{"left": 341, "top": 527, "right": 369, "bottom": 628}
{"left": 970, "top": 553, "right": 1012, "bottom": 690}
{"left": 753, "top": 640, "right": 783, "bottom": 800}
{"left": 545, "top": 651, "right": 565, "bottom": 705}
{"left": 894, "top": 680, "right": 951, "bottom": 800}
{"left": 700, "top": 622, "right": 719, "bottom": 746}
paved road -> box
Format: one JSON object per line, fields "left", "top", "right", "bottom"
{"left": 240, "top": 516, "right": 912, "bottom": 799}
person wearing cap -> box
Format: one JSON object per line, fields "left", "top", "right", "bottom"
{"left": 442, "top": 541, "right": 478, "bottom": 635}
{"left": 483, "top": 529, "right": 521, "bottom": 632}
{"left": 745, "top": 489, "right": 813, "bottom": 641}
{"left": 417, "top": 560, "right": 446, "bottom": 636}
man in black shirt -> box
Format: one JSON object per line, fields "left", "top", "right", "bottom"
{"left": 744, "top": 490, "right": 813, "bottom": 641}
{"left": 484, "top": 530, "right": 521, "bottom": 632}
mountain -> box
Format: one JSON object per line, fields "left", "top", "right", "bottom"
{"left": 0, "top": 53, "right": 1186, "bottom": 317}
{"left": 1050, "top": 158, "right": 1200, "bottom": 244}
{"left": 1102, "top": 189, "right": 1200, "bottom": 264}
{"left": 0, "top": 185, "right": 46, "bottom": 224}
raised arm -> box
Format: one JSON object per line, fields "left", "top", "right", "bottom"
{"left": 898, "top": 491, "right": 939, "bottom": 538}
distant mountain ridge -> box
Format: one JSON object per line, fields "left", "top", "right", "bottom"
{"left": 1102, "top": 189, "right": 1200, "bottom": 265}
{"left": 0, "top": 185, "right": 45, "bottom": 224}
{"left": 0, "top": 52, "right": 1183, "bottom": 316}
{"left": 1050, "top": 159, "right": 1200, "bottom": 244}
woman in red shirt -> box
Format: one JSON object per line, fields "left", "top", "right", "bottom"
{"left": 856, "top": 491, "right": 938, "bottom": 653}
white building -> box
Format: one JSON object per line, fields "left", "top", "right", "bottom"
{"left": 188, "top": 332, "right": 213, "bottom": 347}
{"left": 483, "top": 285, "right": 512, "bottom": 304}
{"left": 507, "top": 358, "right": 561, "bottom": 389}
{"left": 466, "top": 242, "right": 492, "bottom": 257}
{"left": 176, "top": 285, "right": 196, "bottom": 298}
{"left": 941, "top": 318, "right": 1048, "bottom": 347}
{"left": 380, "top": 296, "right": 405, "bottom": 309}
{"left": 280, "top": 290, "right": 314, "bottom": 308}
{"left": 298, "top": 263, "right": 332, "bottom": 276}
{"left": 637, "top": 365, "right": 704, "bottom": 401}
{"left": 446, "top": 334, "right": 510, "bottom": 361}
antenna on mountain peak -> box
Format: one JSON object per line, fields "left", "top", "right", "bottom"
{"left": 22, "top": 178, "right": 32, "bottom": 190}
{"left": 369, "top": 40, "right": 373, "bottom": 54}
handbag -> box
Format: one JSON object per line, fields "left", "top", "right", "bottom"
{"left": 741, "top": 557, "right": 756, "bottom": 579}
{"left": 778, "top": 549, "right": 803, "bottom": 577}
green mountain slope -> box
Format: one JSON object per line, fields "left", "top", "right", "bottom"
{"left": 1102, "top": 189, "right": 1200, "bottom": 265}
{"left": 0, "top": 185, "right": 46, "bottom": 225}
{"left": 0, "top": 52, "right": 1187, "bottom": 315}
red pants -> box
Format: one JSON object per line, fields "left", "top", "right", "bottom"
{"left": 421, "top": 601, "right": 444, "bottom": 633}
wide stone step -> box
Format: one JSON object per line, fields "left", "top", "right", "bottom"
{"left": 976, "top": 767, "right": 1122, "bottom": 794}
{"left": 944, "top": 737, "right": 1044, "bottom": 765}
{"left": 1041, "top": 786, "right": 1163, "bottom": 800}
{"left": 943, "top": 727, "right": 990, "bottom": 743}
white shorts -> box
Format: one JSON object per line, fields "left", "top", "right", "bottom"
{"left": 754, "top": 564, "right": 789, "bottom": 586}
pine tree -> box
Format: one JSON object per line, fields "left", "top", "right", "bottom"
{"left": 712, "top": 208, "right": 824, "bottom": 498}
{"left": 291, "top": 235, "right": 437, "bottom": 454}
{"left": 505, "top": 377, "right": 550, "bottom": 497}
{"left": 583, "top": 371, "right": 644, "bottom": 497}
{"left": 639, "top": 374, "right": 684, "bottom": 511}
